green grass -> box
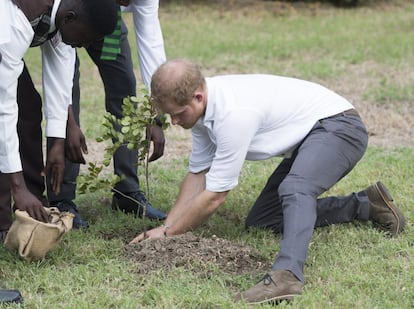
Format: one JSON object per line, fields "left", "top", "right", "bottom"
{"left": 364, "top": 77, "right": 414, "bottom": 107}
{"left": 3, "top": 1, "right": 414, "bottom": 308}
{"left": 1, "top": 148, "right": 413, "bottom": 308}
{"left": 161, "top": 1, "right": 414, "bottom": 76}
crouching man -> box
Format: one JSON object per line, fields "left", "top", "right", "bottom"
{"left": 130, "top": 58, "right": 405, "bottom": 305}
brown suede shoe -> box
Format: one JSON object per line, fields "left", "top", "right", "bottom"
{"left": 235, "top": 270, "right": 303, "bottom": 305}
{"left": 365, "top": 181, "right": 405, "bottom": 237}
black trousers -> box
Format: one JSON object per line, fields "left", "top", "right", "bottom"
{"left": 46, "top": 20, "right": 139, "bottom": 203}
{"left": 0, "top": 64, "right": 45, "bottom": 231}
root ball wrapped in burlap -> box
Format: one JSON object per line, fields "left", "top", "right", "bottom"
{"left": 4, "top": 207, "right": 74, "bottom": 261}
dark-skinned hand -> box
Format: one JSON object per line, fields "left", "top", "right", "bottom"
{"left": 65, "top": 121, "right": 88, "bottom": 164}
{"left": 9, "top": 172, "right": 49, "bottom": 223}
{"left": 42, "top": 137, "right": 65, "bottom": 195}
{"left": 146, "top": 124, "right": 165, "bottom": 162}
{"left": 65, "top": 104, "right": 87, "bottom": 163}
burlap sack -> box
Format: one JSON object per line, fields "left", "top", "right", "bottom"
{"left": 4, "top": 207, "right": 74, "bottom": 261}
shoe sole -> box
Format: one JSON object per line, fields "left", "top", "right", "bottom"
{"left": 246, "top": 293, "right": 298, "bottom": 305}
{"left": 373, "top": 181, "right": 405, "bottom": 236}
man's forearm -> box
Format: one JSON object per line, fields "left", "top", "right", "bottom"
{"left": 164, "top": 172, "right": 228, "bottom": 235}
{"left": 7, "top": 171, "right": 27, "bottom": 192}
{"left": 47, "top": 136, "right": 65, "bottom": 149}
{"left": 67, "top": 104, "right": 76, "bottom": 127}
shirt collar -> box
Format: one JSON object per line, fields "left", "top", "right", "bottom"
{"left": 203, "top": 78, "right": 215, "bottom": 124}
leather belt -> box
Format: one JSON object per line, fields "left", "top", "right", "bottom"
{"left": 324, "top": 108, "right": 359, "bottom": 119}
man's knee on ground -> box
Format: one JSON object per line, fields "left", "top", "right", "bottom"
{"left": 278, "top": 176, "right": 322, "bottom": 201}
{"left": 244, "top": 205, "right": 284, "bottom": 235}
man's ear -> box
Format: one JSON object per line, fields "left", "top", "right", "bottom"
{"left": 194, "top": 93, "right": 203, "bottom": 102}
{"left": 63, "top": 11, "right": 77, "bottom": 24}
{"left": 194, "top": 90, "right": 204, "bottom": 104}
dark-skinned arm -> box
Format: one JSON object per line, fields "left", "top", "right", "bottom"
{"left": 65, "top": 104, "right": 87, "bottom": 164}
{"left": 41, "top": 137, "right": 65, "bottom": 195}
{"left": 8, "top": 172, "right": 49, "bottom": 222}
{"left": 147, "top": 123, "right": 165, "bottom": 162}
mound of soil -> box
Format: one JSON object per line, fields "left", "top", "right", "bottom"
{"left": 125, "top": 232, "right": 271, "bottom": 276}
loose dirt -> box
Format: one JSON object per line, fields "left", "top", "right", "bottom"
{"left": 125, "top": 232, "right": 271, "bottom": 276}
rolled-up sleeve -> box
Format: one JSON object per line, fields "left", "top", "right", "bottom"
{"left": 204, "top": 111, "right": 259, "bottom": 193}
{"left": 189, "top": 123, "right": 216, "bottom": 174}
{"left": 41, "top": 33, "right": 75, "bottom": 138}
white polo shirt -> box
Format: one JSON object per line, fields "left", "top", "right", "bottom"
{"left": 0, "top": 0, "right": 75, "bottom": 173}
{"left": 189, "top": 74, "right": 354, "bottom": 192}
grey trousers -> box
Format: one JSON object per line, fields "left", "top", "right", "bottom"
{"left": 47, "top": 20, "right": 138, "bottom": 203}
{"left": 245, "top": 112, "right": 369, "bottom": 283}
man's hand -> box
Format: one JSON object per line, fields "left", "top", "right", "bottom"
{"left": 129, "top": 226, "right": 166, "bottom": 244}
{"left": 147, "top": 124, "right": 165, "bottom": 162}
{"left": 65, "top": 121, "right": 88, "bottom": 164}
{"left": 65, "top": 104, "right": 88, "bottom": 163}
{"left": 8, "top": 172, "right": 49, "bottom": 223}
{"left": 42, "top": 137, "right": 65, "bottom": 195}
{"left": 13, "top": 189, "right": 49, "bottom": 223}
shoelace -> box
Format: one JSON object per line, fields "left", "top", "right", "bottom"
{"left": 261, "top": 273, "right": 277, "bottom": 286}
{"left": 112, "top": 189, "right": 148, "bottom": 207}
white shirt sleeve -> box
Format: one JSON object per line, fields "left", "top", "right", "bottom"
{"left": 0, "top": 1, "right": 11, "bottom": 45}
{"left": 189, "top": 110, "right": 260, "bottom": 193}
{"left": 127, "top": 0, "right": 166, "bottom": 87}
{"left": 189, "top": 121, "right": 216, "bottom": 173}
{"left": 0, "top": 2, "right": 33, "bottom": 173}
{"left": 41, "top": 33, "right": 75, "bottom": 138}
{"left": 205, "top": 111, "right": 259, "bottom": 192}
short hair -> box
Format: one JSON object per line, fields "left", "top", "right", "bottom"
{"left": 151, "top": 59, "right": 206, "bottom": 108}
{"left": 70, "top": 0, "right": 118, "bottom": 36}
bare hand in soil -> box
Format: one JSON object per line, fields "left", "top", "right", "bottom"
{"left": 129, "top": 225, "right": 165, "bottom": 244}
